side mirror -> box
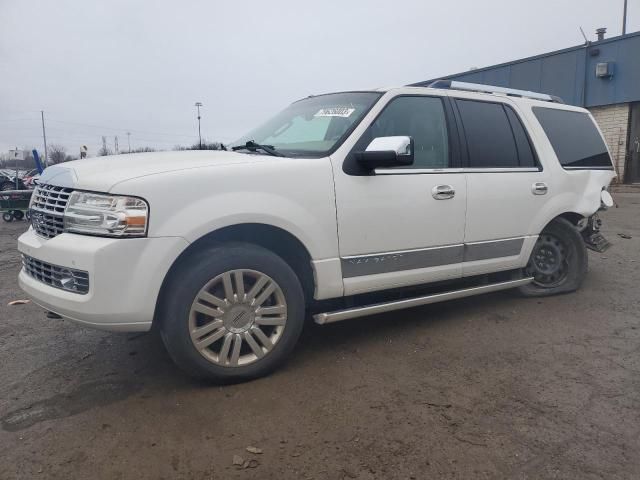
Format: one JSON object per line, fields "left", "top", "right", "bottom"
{"left": 355, "top": 136, "right": 414, "bottom": 170}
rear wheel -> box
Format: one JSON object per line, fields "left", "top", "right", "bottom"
{"left": 12, "top": 210, "right": 24, "bottom": 221}
{"left": 518, "top": 218, "right": 587, "bottom": 297}
{"left": 159, "top": 243, "right": 305, "bottom": 382}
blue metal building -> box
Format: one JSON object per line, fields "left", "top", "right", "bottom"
{"left": 412, "top": 30, "right": 640, "bottom": 183}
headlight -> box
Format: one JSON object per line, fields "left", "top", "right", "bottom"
{"left": 63, "top": 192, "right": 148, "bottom": 237}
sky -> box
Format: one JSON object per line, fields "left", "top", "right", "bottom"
{"left": 0, "top": 0, "right": 638, "bottom": 158}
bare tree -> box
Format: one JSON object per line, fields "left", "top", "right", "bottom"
{"left": 117, "top": 146, "right": 155, "bottom": 154}
{"left": 48, "top": 144, "right": 67, "bottom": 164}
{"left": 98, "top": 136, "right": 112, "bottom": 156}
{"left": 174, "top": 140, "right": 225, "bottom": 151}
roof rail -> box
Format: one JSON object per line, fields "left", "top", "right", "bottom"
{"left": 428, "top": 80, "right": 564, "bottom": 103}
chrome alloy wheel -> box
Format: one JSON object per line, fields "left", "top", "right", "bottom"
{"left": 526, "top": 234, "right": 570, "bottom": 288}
{"left": 188, "top": 269, "right": 287, "bottom": 367}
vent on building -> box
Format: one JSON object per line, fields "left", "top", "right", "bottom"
{"left": 595, "top": 62, "right": 614, "bottom": 78}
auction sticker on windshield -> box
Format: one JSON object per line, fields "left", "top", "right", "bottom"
{"left": 314, "top": 107, "right": 355, "bottom": 118}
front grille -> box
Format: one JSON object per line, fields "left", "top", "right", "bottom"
{"left": 22, "top": 255, "right": 89, "bottom": 294}
{"left": 30, "top": 184, "right": 73, "bottom": 238}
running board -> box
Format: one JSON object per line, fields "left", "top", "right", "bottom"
{"left": 313, "top": 277, "right": 533, "bottom": 325}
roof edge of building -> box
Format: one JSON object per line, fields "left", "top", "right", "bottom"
{"left": 410, "top": 30, "right": 640, "bottom": 87}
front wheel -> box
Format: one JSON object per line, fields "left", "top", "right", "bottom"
{"left": 158, "top": 243, "right": 305, "bottom": 383}
{"left": 2, "top": 212, "right": 13, "bottom": 222}
{"left": 518, "top": 218, "right": 588, "bottom": 297}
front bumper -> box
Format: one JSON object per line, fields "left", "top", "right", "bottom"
{"left": 18, "top": 228, "right": 188, "bottom": 332}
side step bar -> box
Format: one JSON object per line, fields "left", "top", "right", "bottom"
{"left": 313, "top": 277, "right": 533, "bottom": 325}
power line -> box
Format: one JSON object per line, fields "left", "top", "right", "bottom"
{"left": 2, "top": 114, "right": 200, "bottom": 139}
{"left": 0, "top": 117, "right": 41, "bottom": 123}
{"left": 46, "top": 119, "right": 198, "bottom": 138}
{"left": 1, "top": 126, "right": 191, "bottom": 142}
{"left": 1, "top": 111, "right": 220, "bottom": 151}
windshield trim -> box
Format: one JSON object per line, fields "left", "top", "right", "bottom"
{"left": 235, "top": 91, "right": 384, "bottom": 159}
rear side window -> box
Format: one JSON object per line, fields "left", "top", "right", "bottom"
{"left": 533, "top": 107, "right": 613, "bottom": 169}
{"left": 456, "top": 99, "right": 536, "bottom": 168}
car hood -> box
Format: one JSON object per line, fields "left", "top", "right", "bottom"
{"left": 38, "top": 150, "right": 276, "bottom": 192}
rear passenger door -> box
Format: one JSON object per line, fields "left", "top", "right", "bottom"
{"left": 453, "top": 97, "right": 551, "bottom": 277}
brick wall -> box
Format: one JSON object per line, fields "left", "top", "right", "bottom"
{"left": 589, "top": 103, "right": 630, "bottom": 182}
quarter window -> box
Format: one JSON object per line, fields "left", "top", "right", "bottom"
{"left": 532, "top": 107, "right": 613, "bottom": 169}
{"left": 367, "top": 96, "right": 450, "bottom": 169}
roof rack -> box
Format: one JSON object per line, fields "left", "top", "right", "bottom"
{"left": 428, "top": 80, "right": 564, "bottom": 103}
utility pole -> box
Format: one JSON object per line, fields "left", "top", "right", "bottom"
{"left": 623, "top": 0, "right": 628, "bottom": 35}
{"left": 195, "top": 102, "right": 203, "bottom": 149}
{"left": 114, "top": 136, "right": 119, "bottom": 154}
{"left": 127, "top": 132, "right": 131, "bottom": 153}
{"left": 40, "top": 110, "right": 48, "bottom": 167}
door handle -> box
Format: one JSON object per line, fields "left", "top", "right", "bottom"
{"left": 432, "top": 184, "right": 455, "bottom": 200}
{"left": 532, "top": 182, "right": 548, "bottom": 195}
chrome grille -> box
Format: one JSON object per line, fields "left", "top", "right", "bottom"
{"left": 22, "top": 255, "right": 89, "bottom": 294}
{"left": 30, "top": 184, "right": 73, "bottom": 238}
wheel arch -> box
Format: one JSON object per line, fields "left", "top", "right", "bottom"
{"left": 533, "top": 211, "right": 586, "bottom": 235}
{"left": 556, "top": 212, "right": 585, "bottom": 227}
{"left": 153, "top": 223, "right": 316, "bottom": 325}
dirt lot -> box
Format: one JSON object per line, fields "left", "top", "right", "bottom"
{"left": 1, "top": 194, "right": 639, "bottom": 480}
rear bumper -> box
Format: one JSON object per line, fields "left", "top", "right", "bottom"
{"left": 18, "top": 228, "right": 188, "bottom": 332}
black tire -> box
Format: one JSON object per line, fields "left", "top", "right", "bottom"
{"left": 12, "top": 210, "right": 24, "bottom": 221}
{"left": 2, "top": 212, "right": 13, "bottom": 222}
{"left": 518, "top": 218, "right": 588, "bottom": 297}
{"left": 158, "top": 242, "right": 306, "bottom": 383}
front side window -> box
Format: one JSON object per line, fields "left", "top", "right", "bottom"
{"left": 365, "top": 96, "right": 450, "bottom": 169}
{"left": 532, "top": 107, "right": 613, "bottom": 169}
{"left": 233, "top": 92, "right": 382, "bottom": 157}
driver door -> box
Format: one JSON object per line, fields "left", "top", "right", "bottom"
{"left": 331, "top": 94, "right": 467, "bottom": 296}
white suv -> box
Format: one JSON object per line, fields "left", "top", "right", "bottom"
{"left": 18, "top": 81, "right": 616, "bottom": 382}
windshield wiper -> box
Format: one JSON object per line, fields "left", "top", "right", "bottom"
{"left": 231, "top": 140, "right": 285, "bottom": 157}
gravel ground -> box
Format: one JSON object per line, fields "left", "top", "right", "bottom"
{"left": 0, "top": 194, "right": 639, "bottom": 480}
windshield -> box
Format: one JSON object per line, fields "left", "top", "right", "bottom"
{"left": 232, "top": 92, "right": 382, "bottom": 157}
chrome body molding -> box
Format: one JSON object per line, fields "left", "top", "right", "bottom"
{"left": 341, "top": 238, "right": 525, "bottom": 278}
{"left": 374, "top": 167, "right": 540, "bottom": 175}
{"left": 341, "top": 244, "right": 463, "bottom": 278}
{"left": 314, "top": 277, "right": 534, "bottom": 324}
{"left": 563, "top": 166, "right": 615, "bottom": 171}
{"left": 463, "top": 237, "right": 524, "bottom": 262}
